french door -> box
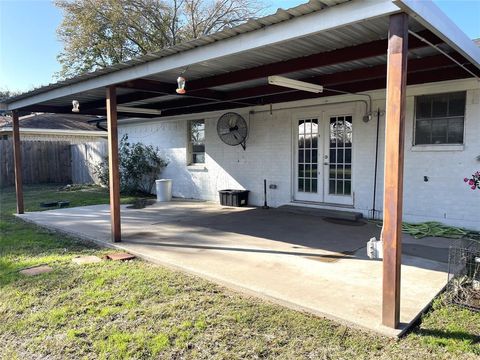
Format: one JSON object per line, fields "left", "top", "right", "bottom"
{"left": 323, "top": 114, "right": 353, "bottom": 205}
{"left": 294, "top": 118, "right": 323, "bottom": 202}
{"left": 294, "top": 111, "right": 354, "bottom": 205}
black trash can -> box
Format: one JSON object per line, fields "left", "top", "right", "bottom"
{"left": 219, "top": 189, "right": 249, "bottom": 207}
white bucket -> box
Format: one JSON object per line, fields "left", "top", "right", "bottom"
{"left": 367, "top": 237, "right": 383, "bottom": 259}
{"left": 155, "top": 179, "right": 172, "bottom": 202}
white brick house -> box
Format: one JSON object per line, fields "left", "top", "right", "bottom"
{"left": 5, "top": 0, "right": 480, "bottom": 329}
{"left": 118, "top": 78, "right": 480, "bottom": 231}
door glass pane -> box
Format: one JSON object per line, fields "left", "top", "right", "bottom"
{"left": 298, "top": 178, "right": 304, "bottom": 192}
{"left": 345, "top": 165, "right": 352, "bottom": 179}
{"left": 345, "top": 181, "right": 351, "bottom": 195}
{"left": 305, "top": 150, "right": 311, "bottom": 163}
{"left": 305, "top": 164, "right": 311, "bottom": 177}
{"left": 298, "top": 119, "right": 319, "bottom": 193}
{"left": 298, "top": 164, "right": 304, "bottom": 178}
{"left": 299, "top": 135, "right": 305, "bottom": 148}
{"left": 337, "top": 149, "right": 344, "bottom": 163}
{"left": 345, "top": 148, "right": 352, "bottom": 163}
{"left": 329, "top": 180, "right": 336, "bottom": 195}
{"left": 298, "top": 150, "right": 304, "bottom": 163}
{"left": 328, "top": 115, "right": 353, "bottom": 196}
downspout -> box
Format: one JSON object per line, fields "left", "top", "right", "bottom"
{"left": 370, "top": 108, "right": 382, "bottom": 220}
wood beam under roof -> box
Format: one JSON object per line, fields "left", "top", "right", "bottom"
{"left": 137, "top": 54, "right": 465, "bottom": 114}
{"left": 114, "top": 53, "right": 476, "bottom": 114}
{"left": 19, "top": 55, "right": 469, "bottom": 119}
{"left": 156, "top": 65, "right": 469, "bottom": 117}
{"left": 183, "top": 30, "right": 442, "bottom": 91}
{"left": 20, "top": 30, "right": 446, "bottom": 116}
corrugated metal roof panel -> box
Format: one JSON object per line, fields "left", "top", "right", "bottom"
{"left": 6, "top": 0, "right": 353, "bottom": 104}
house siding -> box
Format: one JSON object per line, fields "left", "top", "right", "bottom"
{"left": 119, "top": 79, "right": 480, "bottom": 231}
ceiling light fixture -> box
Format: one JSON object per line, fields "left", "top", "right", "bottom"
{"left": 116, "top": 106, "right": 162, "bottom": 115}
{"left": 268, "top": 76, "right": 323, "bottom": 93}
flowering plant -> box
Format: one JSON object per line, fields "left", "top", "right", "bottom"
{"left": 464, "top": 171, "right": 480, "bottom": 190}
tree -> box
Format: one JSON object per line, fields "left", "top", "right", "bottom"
{"left": 0, "top": 88, "right": 21, "bottom": 102}
{"left": 55, "top": 0, "right": 264, "bottom": 79}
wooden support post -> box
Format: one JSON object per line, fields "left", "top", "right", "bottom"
{"left": 382, "top": 13, "right": 408, "bottom": 329}
{"left": 106, "top": 86, "right": 121, "bottom": 242}
{"left": 12, "top": 111, "right": 24, "bottom": 214}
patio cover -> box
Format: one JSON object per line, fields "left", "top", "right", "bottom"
{"left": 2, "top": 0, "right": 479, "bottom": 117}
{"left": 3, "top": 0, "right": 480, "bottom": 330}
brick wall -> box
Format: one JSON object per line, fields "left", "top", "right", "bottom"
{"left": 119, "top": 78, "right": 480, "bottom": 231}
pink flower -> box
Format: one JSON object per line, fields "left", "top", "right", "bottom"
{"left": 464, "top": 178, "right": 469, "bottom": 182}
{"left": 469, "top": 179, "right": 474, "bottom": 185}
{"left": 472, "top": 185, "right": 476, "bottom": 190}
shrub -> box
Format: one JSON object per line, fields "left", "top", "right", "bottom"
{"left": 94, "top": 135, "right": 168, "bottom": 194}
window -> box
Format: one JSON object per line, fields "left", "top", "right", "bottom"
{"left": 414, "top": 91, "right": 466, "bottom": 145}
{"left": 188, "top": 120, "right": 205, "bottom": 164}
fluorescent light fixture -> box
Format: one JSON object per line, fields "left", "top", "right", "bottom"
{"left": 268, "top": 75, "right": 323, "bottom": 93}
{"left": 116, "top": 106, "right": 162, "bottom": 115}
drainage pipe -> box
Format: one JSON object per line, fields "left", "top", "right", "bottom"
{"left": 371, "top": 108, "right": 382, "bottom": 220}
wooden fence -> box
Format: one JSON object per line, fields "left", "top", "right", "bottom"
{"left": 0, "top": 139, "right": 107, "bottom": 187}
{"left": 71, "top": 142, "right": 107, "bottom": 184}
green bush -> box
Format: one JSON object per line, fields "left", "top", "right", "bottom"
{"left": 94, "top": 135, "right": 168, "bottom": 194}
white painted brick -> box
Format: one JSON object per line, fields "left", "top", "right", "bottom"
{"left": 119, "top": 79, "right": 480, "bottom": 231}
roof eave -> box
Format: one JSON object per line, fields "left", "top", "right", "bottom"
{"left": 5, "top": 0, "right": 400, "bottom": 111}
{"left": 394, "top": 0, "right": 480, "bottom": 71}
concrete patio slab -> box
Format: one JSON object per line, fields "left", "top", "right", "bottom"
{"left": 18, "top": 200, "right": 452, "bottom": 337}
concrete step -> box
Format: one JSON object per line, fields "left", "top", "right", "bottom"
{"left": 277, "top": 205, "right": 363, "bottom": 222}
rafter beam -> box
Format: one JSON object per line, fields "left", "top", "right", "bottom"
{"left": 185, "top": 30, "right": 442, "bottom": 91}
{"left": 139, "top": 54, "right": 459, "bottom": 113}
{"left": 157, "top": 65, "right": 469, "bottom": 117}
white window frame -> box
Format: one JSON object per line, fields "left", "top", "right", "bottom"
{"left": 187, "top": 120, "right": 205, "bottom": 165}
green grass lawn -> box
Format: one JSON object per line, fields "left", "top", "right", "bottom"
{"left": 1, "top": 184, "right": 479, "bottom": 359}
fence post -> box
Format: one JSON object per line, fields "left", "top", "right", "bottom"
{"left": 12, "top": 111, "right": 24, "bottom": 214}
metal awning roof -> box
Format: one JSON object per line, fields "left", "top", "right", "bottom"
{"left": 3, "top": 0, "right": 480, "bottom": 119}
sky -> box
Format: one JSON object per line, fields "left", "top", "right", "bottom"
{"left": 1, "top": 0, "right": 479, "bottom": 93}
